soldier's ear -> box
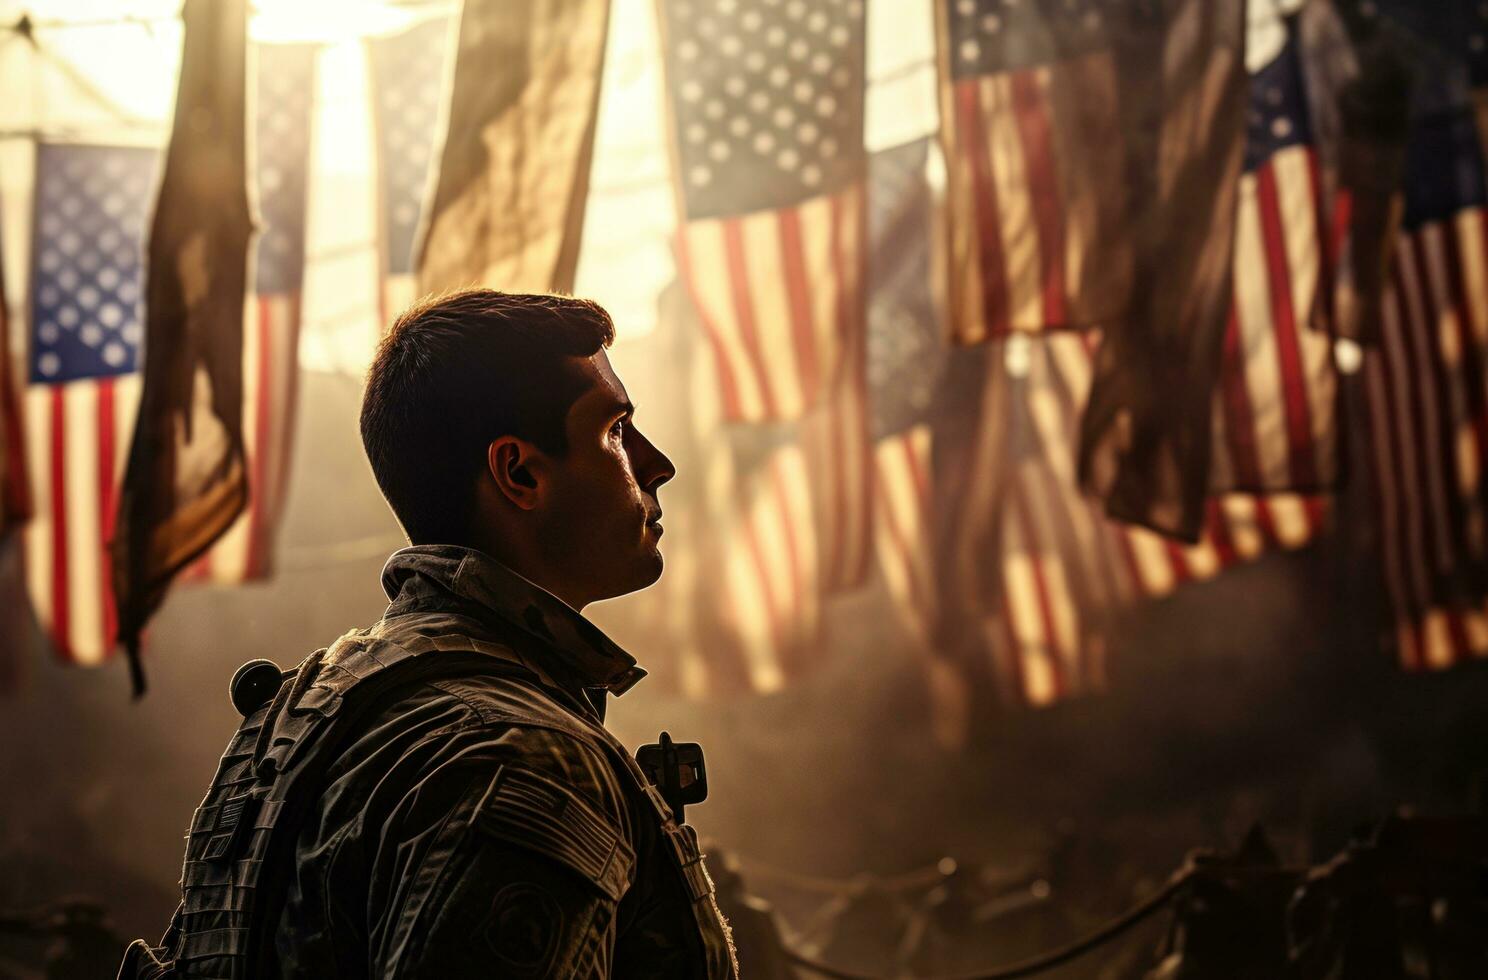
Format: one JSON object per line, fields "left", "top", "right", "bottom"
{"left": 487, "top": 437, "right": 543, "bottom": 510}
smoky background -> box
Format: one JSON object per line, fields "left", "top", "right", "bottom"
{"left": 2, "top": 340, "right": 1485, "bottom": 974}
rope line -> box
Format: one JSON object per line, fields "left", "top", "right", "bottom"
{"left": 779, "top": 859, "right": 1197, "bottom": 980}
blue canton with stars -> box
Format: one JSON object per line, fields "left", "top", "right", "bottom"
{"left": 661, "top": 0, "right": 867, "bottom": 220}
{"left": 254, "top": 43, "right": 315, "bottom": 295}
{"left": 29, "top": 143, "right": 159, "bottom": 385}
{"left": 945, "top": 0, "right": 1141, "bottom": 79}
{"left": 1244, "top": 31, "right": 1311, "bottom": 173}
{"left": 368, "top": 17, "right": 452, "bottom": 277}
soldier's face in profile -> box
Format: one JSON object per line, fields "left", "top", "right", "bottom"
{"left": 535, "top": 350, "right": 675, "bottom": 605}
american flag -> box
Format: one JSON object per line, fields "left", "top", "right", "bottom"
{"left": 693, "top": 339, "right": 871, "bottom": 691}
{"left": 1209, "top": 29, "right": 1338, "bottom": 500}
{"left": 367, "top": 17, "right": 452, "bottom": 326}
{"left": 934, "top": 0, "right": 1135, "bottom": 344}
{"left": 983, "top": 334, "right": 1325, "bottom": 706}
{"left": 190, "top": 43, "right": 316, "bottom": 584}
{"left": 661, "top": 0, "right": 868, "bottom": 423}
{"left": 22, "top": 143, "right": 157, "bottom": 665}
{"left": 1364, "top": 68, "right": 1488, "bottom": 671}
{"left": 622, "top": 275, "right": 870, "bottom": 697}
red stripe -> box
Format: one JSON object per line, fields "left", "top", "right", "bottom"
{"left": 1443, "top": 609, "right": 1471, "bottom": 668}
{"left": 955, "top": 79, "right": 1009, "bottom": 338}
{"left": 1164, "top": 538, "right": 1192, "bottom": 586}
{"left": 1250, "top": 495, "right": 1282, "bottom": 550}
{"left": 674, "top": 232, "right": 745, "bottom": 419}
{"left": 1256, "top": 162, "right": 1319, "bottom": 488}
{"left": 97, "top": 379, "right": 117, "bottom": 651}
{"left": 48, "top": 387, "right": 71, "bottom": 662}
{"left": 1203, "top": 498, "right": 1238, "bottom": 568}
{"left": 1328, "top": 186, "right": 1352, "bottom": 273}
{"left": 1301, "top": 496, "right": 1326, "bottom": 537}
{"left": 1009, "top": 69, "right": 1067, "bottom": 327}
{"left": 721, "top": 219, "right": 778, "bottom": 419}
{"left": 777, "top": 209, "right": 822, "bottom": 410}
{"left": 1218, "top": 308, "right": 1265, "bottom": 487}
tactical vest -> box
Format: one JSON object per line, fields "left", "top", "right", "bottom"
{"left": 120, "top": 627, "right": 737, "bottom": 979}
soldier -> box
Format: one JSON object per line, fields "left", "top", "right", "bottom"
{"left": 121, "top": 290, "right": 738, "bottom": 978}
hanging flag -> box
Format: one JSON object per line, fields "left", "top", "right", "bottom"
{"left": 1209, "top": 23, "right": 1338, "bottom": 500}
{"left": 22, "top": 143, "right": 156, "bottom": 666}
{"left": 980, "top": 335, "right": 1325, "bottom": 707}
{"left": 112, "top": 0, "right": 252, "bottom": 693}
{"left": 659, "top": 0, "right": 869, "bottom": 423}
{"left": 190, "top": 43, "right": 315, "bottom": 584}
{"left": 1077, "top": 0, "right": 1248, "bottom": 540}
{"left": 367, "top": 16, "right": 453, "bottom": 326}
{"left": 416, "top": 0, "right": 609, "bottom": 297}
{"left": 1363, "top": 67, "right": 1488, "bottom": 671}
{"left": 0, "top": 250, "right": 29, "bottom": 540}
{"left": 620, "top": 275, "right": 870, "bottom": 698}
{"left": 932, "top": 0, "right": 1133, "bottom": 344}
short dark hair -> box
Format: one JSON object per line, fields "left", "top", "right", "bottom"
{"left": 360, "top": 289, "right": 615, "bottom": 544}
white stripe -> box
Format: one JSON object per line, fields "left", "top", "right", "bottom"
{"left": 22, "top": 386, "right": 53, "bottom": 638}
{"left": 62, "top": 381, "right": 105, "bottom": 665}
{"left": 1456, "top": 208, "right": 1488, "bottom": 350}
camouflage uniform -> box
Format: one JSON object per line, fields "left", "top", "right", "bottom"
{"left": 224, "top": 545, "right": 735, "bottom": 978}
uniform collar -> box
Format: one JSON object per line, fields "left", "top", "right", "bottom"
{"left": 379, "top": 544, "right": 647, "bottom": 697}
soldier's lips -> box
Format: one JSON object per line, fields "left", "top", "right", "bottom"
{"left": 646, "top": 512, "right": 663, "bottom": 536}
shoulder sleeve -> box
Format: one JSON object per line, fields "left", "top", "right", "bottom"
{"left": 368, "top": 724, "right": 636, "bottom": 979}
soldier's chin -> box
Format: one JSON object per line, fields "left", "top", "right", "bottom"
{"left": 634, "top": 545, "right": 665, "bottom": 590}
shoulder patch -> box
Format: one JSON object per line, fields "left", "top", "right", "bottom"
{"left": 473, "top": 766, "right": 635, "bottom": 902}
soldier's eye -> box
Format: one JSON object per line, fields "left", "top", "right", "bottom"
{"left": 610, "top": 418, "right": 626, "bottom": 438}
